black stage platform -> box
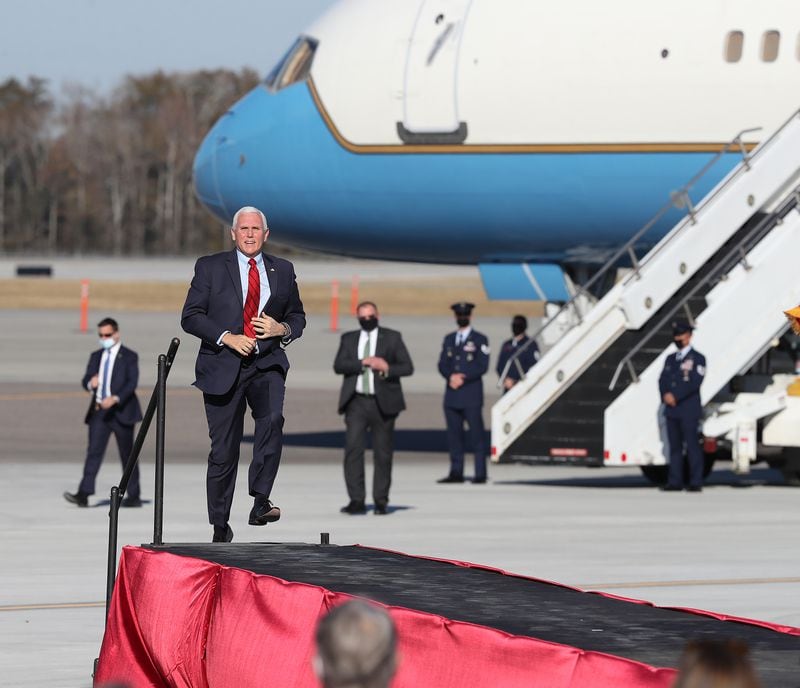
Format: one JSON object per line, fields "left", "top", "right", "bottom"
{"left": 148, "top": 543, "right": 799, "bottom": 687}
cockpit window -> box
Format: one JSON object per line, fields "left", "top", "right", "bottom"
{"left": 265, "top": 36, "right": 318, "bottom": 92}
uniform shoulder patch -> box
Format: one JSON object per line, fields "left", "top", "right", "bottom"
{"left": 481, "top": 344, "right": 490, "bottom": 355}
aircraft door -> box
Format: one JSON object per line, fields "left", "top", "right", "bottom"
{"left": 400, "top": 0, "right": 472, "bottom": 143}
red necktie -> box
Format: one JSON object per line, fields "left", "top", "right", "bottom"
{"left": 243, "top": 258, "right": 259, "bottom": 337}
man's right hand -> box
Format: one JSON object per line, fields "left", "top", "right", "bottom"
{"left": 89, "top": 374, "right": 99, "bottom": 390}
{"left": 663, "top": 392, "right": 677, "bottom": 407}
{"left": 222, "top": 333, "right": 257, "bottom": 356}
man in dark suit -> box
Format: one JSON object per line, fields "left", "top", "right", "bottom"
{"left": 334, "top": 301, "right": 413, "bottom": 515}
{"left": 64, "top": 317, "right": 143, "bottom": 508}
{"left": 437, "top": 302, "right": 490, "bottom": 484}
{"left": 181, "top": 206, "right": 306, "bottom": 542}
{"left": 659, "top": 318, "right": 707, "bottom": 492}
{"left": 496, "top": 314, "right": 539, "bottom": 393}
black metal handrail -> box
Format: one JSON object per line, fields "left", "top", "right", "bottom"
{"left": 105, "top": 338, "right": 180, "bottom": 622}
{"left": 608, "top": 186, "right": 800, "bottom": 391}
{"left": 497, "top": 125, "right": 765, "bottom": 388}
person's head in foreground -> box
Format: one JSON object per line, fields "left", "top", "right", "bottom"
{"left": 673, "top": 639, "right": 761, "bottom": 688}
{"left": 315, "top": 600, "right": 398, "bottom": 688}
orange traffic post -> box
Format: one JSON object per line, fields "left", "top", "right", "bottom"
{"left": 79, "top": 279, "right": 90, "bottom": 333}
{"left": 350, "top": 274, "right": 359, "bottom": 315}
{"left": 330, "top": 280, "right": 339, "bottom": 332}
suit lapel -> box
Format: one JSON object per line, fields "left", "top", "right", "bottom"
{"left": 375, "top": 329, "right": 385, "bottom": 357}
{"left": 263, "top": 253, "right": 278, "bottom": 313}
{"left": 226, "top": 250, "right": 244, "bottom": 308}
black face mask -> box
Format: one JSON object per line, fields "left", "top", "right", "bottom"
{"left": 359, "top": 317, "right": 378, "bottom": 332}
{"left": 456, "top": 316, "right": 470, "bottom": 328}
{"left": 512, "top": 322, "right": 526, "bottom": 336}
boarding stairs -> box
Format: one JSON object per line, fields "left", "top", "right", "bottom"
{"left": 491, "top": 109, "right": 800, "bottom": 464}
{"left": 604, "top": 186, "right": 800, "bottom": 470}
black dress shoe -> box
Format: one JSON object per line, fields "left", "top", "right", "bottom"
{"left": 687, "top": 485, "right": 703, "bottom": 492}
{"left": 374, "top": 502, "right": 389, "bottom": 515}
{"left": 63, "top": 491, "right": 88, "bottom": 507}
{"left": 340, "top": 500, "right": 367, "bottom": 514}
{"left": 660, "top": 485, "right": 683, "bottom": 492}
{"left": 249, "top": 498, "right": 281, "bottom": 526}
{"left": 472, "top": 477, "right": 487, "bottom": 484}
{"left": 437, "top": 474, "right": 464, "bottom": 483}
{"left": 121, "top": 496, "right": 142, "bottom": 507}
{"left": 212, "top": 524, "right": 234, "bottom": 542}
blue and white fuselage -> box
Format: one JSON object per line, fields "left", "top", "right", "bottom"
{"left": 194, "top": 0, "right": 798, "bottom": 270}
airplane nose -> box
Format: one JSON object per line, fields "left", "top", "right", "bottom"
{"left": 193, "top": 111, "right": 241, "bottom": 222}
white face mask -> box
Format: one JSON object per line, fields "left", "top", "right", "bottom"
{"left": 99, "top": 337, "right": 115, "bottom": 350}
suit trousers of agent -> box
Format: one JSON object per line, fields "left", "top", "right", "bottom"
{"left": 203, "top": 364, "right": 285, "bottom": 527}
{"left": 79, "top": 411, "right": 140, "bottom": 498}
{"left": 344, "top": 395, "right": 395, "bottom": 505}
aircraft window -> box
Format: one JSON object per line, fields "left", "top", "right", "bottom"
{"left": 761, "top": 30, "right": 780, "bottom": 62}
{"left": 265, "top": 36, "right": 319, "bottom": 92}
{"left": 724, "top": 31, "right": 744, "bottom": 62}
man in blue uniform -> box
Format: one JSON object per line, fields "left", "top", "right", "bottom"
{"left": 437, "top": 302, "right": 490, "bottom": 484}
{"left": 658, "top": 319, "right": 706, "bottom": 492}
{"left": 496, "top": 315, "right": 539, "bottom": 393}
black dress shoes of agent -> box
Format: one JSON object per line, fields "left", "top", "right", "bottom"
{"left": 63, "top": 491, "right": 88, "bottom": 507}
{"left": 374, "top": 501, "right": 389, "bottom": 515}
{"left": 212, "top": 524, "right": 234, "bottom": 543}
{"left": 437, "top": 474, "right": 464, "bottom": 484}
{"left": 248, "top": 497, "right": 281, "bottom": 526}
{"left": 340, "top": 500, "right": 367, "bottom": 514}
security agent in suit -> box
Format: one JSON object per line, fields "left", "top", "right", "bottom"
{"left": 334, "top": 301, "right": 414, "bottom": 515}
{"left": 659, "top": 318, "right": 707, "bottom": 492}
{"left": 437, "top": 302, "right": 490, "bottom": 483}
{"left": 181, "top": 206, "right": 306, "bottom": 542}
{"left": 496, "top": 315, "right": 540, "bottom": 393}
{"left": 64, "top": 317, "right": 143, "bottom": 507}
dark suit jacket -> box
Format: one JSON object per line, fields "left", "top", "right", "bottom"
{"left": 334, "top": 327, "right": 413, "bottom": 416}
{"left": 82, "top": 345, "right": 143, "bottom": 425}
{"left": 181, "top": 250, "right": 306, "bottom": 396}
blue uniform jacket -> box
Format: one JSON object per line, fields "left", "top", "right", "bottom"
{"left": 496, "top": 335, "right": 540, "bottom": 381}
{"left": 658, "top": 347, "right": 706, "bottom": 419}
{"left": 438, "top": 330, "right": 489, "bottom": 409}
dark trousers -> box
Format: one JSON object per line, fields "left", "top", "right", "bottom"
{"left": 666, "top": 414, "right": 704, "bottom": 488}
{"left": 203, "top": 365, "right": 285, "bottom": 528}
{"left": 343, "top": 395, "right": 396, "bottom": 505}
{"left": 444, "top": 405, "right": 487, "bottom": 480}
{"left": 79, "top": 411, "right": 139, "bottom": 498}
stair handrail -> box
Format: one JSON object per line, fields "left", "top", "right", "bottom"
{"left": 496, "top": 116, "right": 800, "bottom": 390}
{"left": 105, "top": 337, "right": 180, "bottom": 622}
{"left": 608, "top": 187, "right": 800, "bottom": 392}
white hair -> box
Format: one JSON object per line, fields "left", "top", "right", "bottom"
{"left": 231, "top": 206, "right": 268, "bottom": 230}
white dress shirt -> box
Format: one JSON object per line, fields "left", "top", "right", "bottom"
{"left": 94, "top": 341, "right": 121, "bottom": 403}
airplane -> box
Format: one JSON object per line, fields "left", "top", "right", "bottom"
{"left": 193, "top": 0, "right": 799, "bottom": 300}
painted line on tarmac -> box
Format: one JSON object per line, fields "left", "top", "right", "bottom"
{"left": 7, "top": 576, "right": 800, "bottom": 612}
{"left": 583, "top": 576, "right": 800, "bottom": 590}
{"left": 0, "top": 601, "right": 104, "bottom": 612}
{"left": 0, "top": 388, "right": 197, "bottom": 401}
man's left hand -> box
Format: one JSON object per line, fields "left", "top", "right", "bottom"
{"left": 251, "top": 314, "right": 287, "bottom": 339}
{"left": 503, "top": 377, "right": 516, "bottom": 390}
{"left": 100, "top": 396, "right": 118, "bottom": 410}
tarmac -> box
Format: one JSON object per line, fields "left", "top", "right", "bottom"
{"left": 1, "top": 261, "right": 799, "bottom": 687}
